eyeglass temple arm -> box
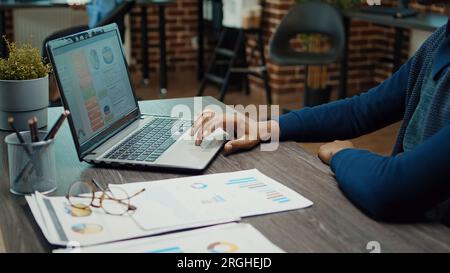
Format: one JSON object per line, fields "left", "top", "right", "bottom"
{"left": 91, "top": 178, "right": 106, "bottom": 191}
{"left": 129, "top": 188, "right": 146, "bottom": 198}
{"left": 91, "top": 178, "right": 117, "bottom": 201}
{"left": 92, "top": 178, "right": 145, "bottom": 198}
{"left": 65, "top": 195, "right": 94, "bottom": 200}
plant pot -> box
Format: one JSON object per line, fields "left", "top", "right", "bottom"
{"left": 0, "top": 75, "right": 49, "bottom": 131}
{"left": 304, "top": 86, "right": 332, "bottom": 107}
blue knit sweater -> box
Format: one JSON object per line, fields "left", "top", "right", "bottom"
{"left": 278, "top": 22, "right": 450, "bottom": 222}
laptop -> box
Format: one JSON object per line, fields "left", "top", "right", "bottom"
{"left": 46, "top": 23, "right": 223, "bottom": 171}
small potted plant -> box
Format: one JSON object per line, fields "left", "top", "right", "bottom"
{"left": 0, "top": 38, "right": 51, "bottom": 131}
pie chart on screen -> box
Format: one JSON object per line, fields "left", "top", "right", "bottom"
{"left": 103, "top": 105, "right": 111, "bottom": 115}
{"left": 102, "top": 46, "right": 114, "bottom": 64}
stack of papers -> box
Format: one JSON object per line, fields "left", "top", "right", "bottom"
{"left": 27, "top": 169, "right": 313, "bottom": 250}
{"left": 54, "top": 223, "right": 284, "bottom": 253}
{"left": 26, "top": 192, "right": 238, "bottom": 246}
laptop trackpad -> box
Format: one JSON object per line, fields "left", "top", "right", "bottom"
{"left": 156, "top": 133, "right": 223, "bottom": 168}
{"left": 200, "top": 128, "right": 228, "bottom": 149}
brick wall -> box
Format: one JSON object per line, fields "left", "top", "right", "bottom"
{"left": 2, "top": 10, "right": 14, "bottom": 42}
{"left": 1, "top": 1, "right": 445, "bottom": 105}
{"left": 128, "top": 0, "right": 444, "bottom": 105}
{"left": 129, "top": 0, "right": 207, "bottom": 72}
{"left": 247, "top": 0, "right": 445, "bottom": 105}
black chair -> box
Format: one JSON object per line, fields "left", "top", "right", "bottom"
{"left": 269, "top": 2, "right": 345, "bottom": 107}
{"left": 47, "top": 1, "right": 136, "bottom": 107}
{"left": 44, "top": 1, "right": 135, "bottom": 62}
{"left": 96, "top": 0, "right": 136, "bottom": 41}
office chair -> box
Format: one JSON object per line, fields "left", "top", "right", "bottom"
{"left": 95, "top": 0, "right": 136, "bottom": 41}
{"left": 269, "top": 2, "right": 345, "bottom": 107}
{"left": 47, "top": 1, "right": 136, "bottom": 107}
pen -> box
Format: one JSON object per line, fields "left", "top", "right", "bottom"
{"left": 29, "top": 117, "right": 39, "bottom": 142}
{"left": 33, "top": 117, "right": 40, "bottom": 141}
{"left": 14, "top": 110, "right": 70, "bottom": 184}
{"left": 8, "top": 117, "right": 26, "bottom": 144}
{"left": 8, "top": 117, "right": 31, "bottom": 155}
{"left": 44, "top": 110, "right": 70, "bottom": 141}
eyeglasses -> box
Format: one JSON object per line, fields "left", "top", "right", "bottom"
{"left": 66, "top": 179, "right": 145, "bottom": 216}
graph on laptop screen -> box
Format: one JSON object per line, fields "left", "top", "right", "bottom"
{"left": 52, "top": 30, "right": 136, "bottom": 144}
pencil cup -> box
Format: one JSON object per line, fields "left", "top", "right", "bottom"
{"left": 5, "top": 131, "right": 57, "bottom": 195}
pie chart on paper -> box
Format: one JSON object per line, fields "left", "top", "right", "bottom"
{"left": 71, "top": 223, "right": 103, "bottom": 235}
{"left": 64, "top": 205, "right": 92, "bottom": 217}
{"left": 207, "top": 241, "right": 239, "bottom": 253}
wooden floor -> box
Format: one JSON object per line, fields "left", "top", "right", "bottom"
{"left": 131, "top": 68, "right": 265, "bottom": 106}
{"left": 0, "top": 70, "right": 400, "bottom": 252}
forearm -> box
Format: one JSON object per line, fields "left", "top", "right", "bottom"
{"left": 330, "top": 125, "right": 450, "bottom": 221}
{"left": 278, "top": 90, "right": 404, "bottom": 142}
{"left": 277, "top": 59, "right": 412, "bottom": 142}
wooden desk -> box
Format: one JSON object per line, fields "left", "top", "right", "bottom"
{"left": 339, "top": 10, "right": 448, "bottom": 99}
{"left": 343, "top": 9, "right": 447, "bottom": 32}
{"left": 1, "top": 97, "right": 450, "bottom": 252}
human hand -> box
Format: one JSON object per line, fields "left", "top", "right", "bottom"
{"left": 190, "top": 110, "right": 278, "bottom": 153}
{"left": 318, "top": 140, "right": 354, "bottom": 165}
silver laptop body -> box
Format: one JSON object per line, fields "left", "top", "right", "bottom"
{"left": 46, "top": 24, "right": 222, "bottom": 171}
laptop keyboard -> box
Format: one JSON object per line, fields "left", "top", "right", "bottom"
{"left": 104, "top": 117, "right": 192, "bottom": 162}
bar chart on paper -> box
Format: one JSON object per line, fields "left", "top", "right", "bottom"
{"left": 145, "top": 242, "right": 239, "bottom": 253}
{"left": 122, "top": 168, "right": 313, "bottom": 230}
{"left": 121, "top": 169, "right": 313, "bottom": 232}
{"left": 35, "top": 169, "right": 312, "bottom": 248}
{"left": 54, "top": 223, "right": 285, "bottom": 253}
{"left": 214, "top": 170, "right": 313, "bottom": 217}
{"left": 226, "top": 176, "right": 292, "bottom": 204}
{"left": 146, "top": 246, "right": 184, "bottom": 253}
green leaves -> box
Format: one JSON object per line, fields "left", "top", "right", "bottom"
{"left": 0, "top": 37, "right": 51, "bottom": 81}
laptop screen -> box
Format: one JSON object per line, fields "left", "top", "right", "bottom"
{"left": 51, "top": 28, "right": 137, "bottom": 146}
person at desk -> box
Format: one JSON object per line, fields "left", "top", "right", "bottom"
{"left": 43, "top": 0, "right": 124, "bottom": 104}
{"left": 191, "top": 0, "right": 450, "bottom": 224}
